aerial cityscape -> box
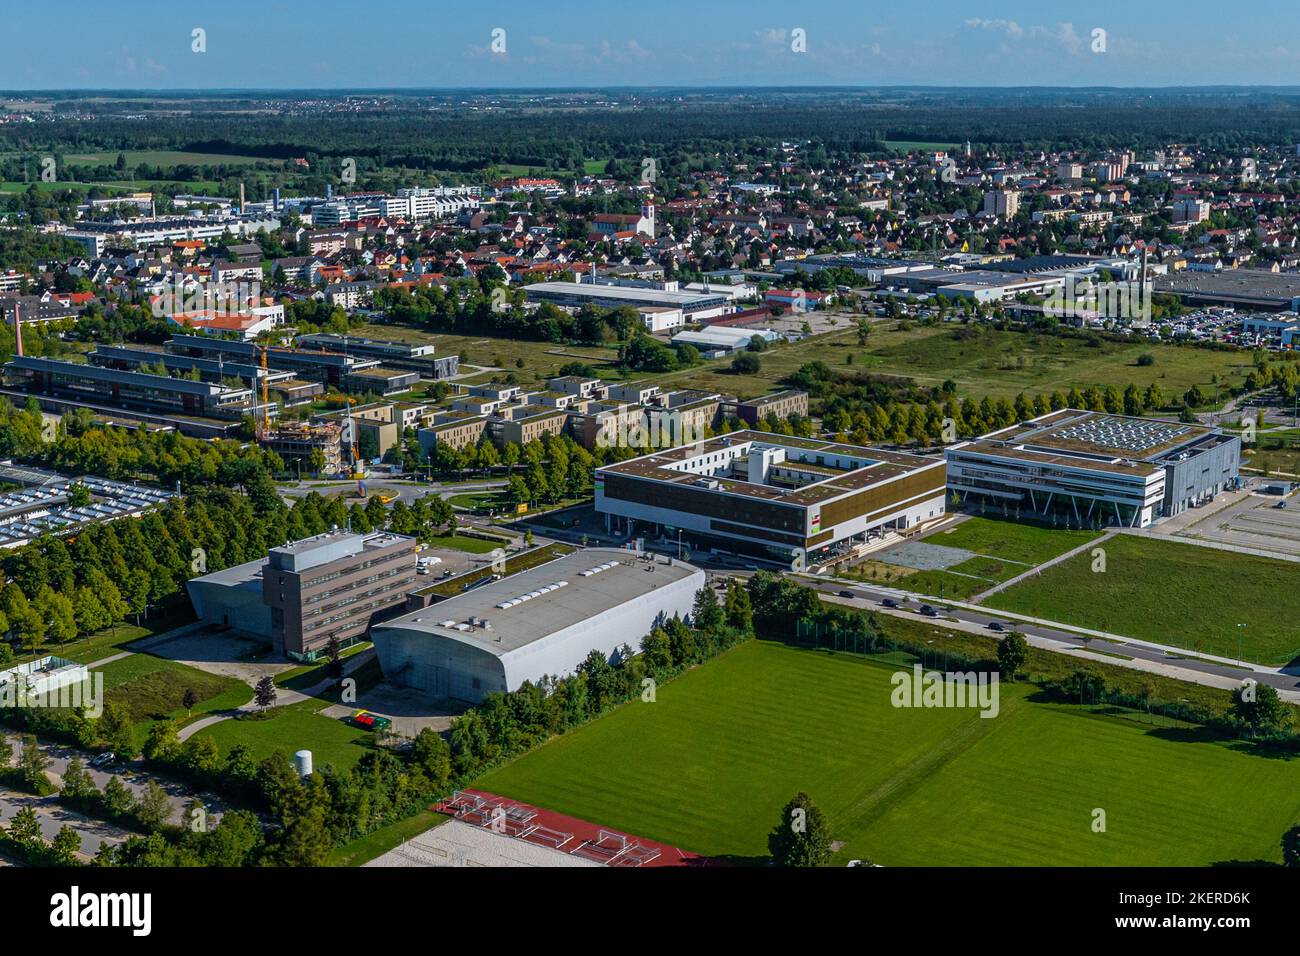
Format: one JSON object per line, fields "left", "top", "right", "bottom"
{"left": 1, "top": 1, "right": 1297, "bottom": 935}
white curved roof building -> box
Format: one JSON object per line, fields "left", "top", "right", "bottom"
{"left": 371, "top": 548, "right": 704, "bottom": 704}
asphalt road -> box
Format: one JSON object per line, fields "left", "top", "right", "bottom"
{"left": 797, "top": 576, "right": 1300, "bottom": 699}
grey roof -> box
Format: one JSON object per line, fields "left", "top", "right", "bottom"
{"left": 377, "top": 548, "right": 700, "bottom": 656}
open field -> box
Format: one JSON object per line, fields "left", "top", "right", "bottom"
{"left": 860, "top": 327, "right": 1254, "bottom": 401}
{"left": 193, "top": 699, "right": 376, "bottom": 772}
{"left": 987, "top": 533, "right": 1300, "bottom": 665}
{"left": 478, "top": 640, "right": 1300, "bottom": 865}
{"left": 844, "top": 516, "right": 1101, "bottom": 599}
{"left": 61, "top": 150, "right": 281, "bottom": 167}
{"left": 364, "top": 315, "right": 1258, "bottom": 405}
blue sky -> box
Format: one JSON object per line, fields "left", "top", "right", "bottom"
{"left": 4, "top": 1, "right": 1300, "bottom": 90}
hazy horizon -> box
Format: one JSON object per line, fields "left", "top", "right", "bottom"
{"left": 5, "top": 1, "right": 1300, "bottom": 90}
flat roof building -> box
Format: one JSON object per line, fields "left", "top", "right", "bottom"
{"left": 596, "top": 431, "right": 947, "bottom": 566}
{"left": 297, "top": 333, "right": 460, "bottom": 380}
{"left": 187, "top": 530, "right": 418, "bottom": 660}
{"left": 3, "top": 355, "right": 265, "bottom": 436}
{"left": 944, "top": 409, "right": 1241, "bottom": 528}
{"left": 371, "top": 548, "right": 704, "bottom": 704}
{"left": 524, "top": 281, "right": 731, "bottom": 321}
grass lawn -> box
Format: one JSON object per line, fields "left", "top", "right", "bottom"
{"left": 843, "top": 516, "right": 1101, "bottom": 600}
{"left": 9, "top": 607, "right": 194, "bottom": 667}
{"left": 478, "top": 641, "right": 1300, "bottom": 865}
{"left": 94, "top": 653, "right": 248, "bottom": 747}
{"left": 986, "top": 534, "right": 1300, "bottom": 665}
{"left": 417, "top": 543, "right": 574, "bottom": 598}
{"left": 194, "top": 699, "right": 376, "bottom": 773}
{"left": 448, "top": 490, "right": 506, "bottom": 511}
{"left": 427, "top": 532, "right": 506, "bottom": 554}
{"left": 328, "top": 811, "right": 448, "bottom": 867}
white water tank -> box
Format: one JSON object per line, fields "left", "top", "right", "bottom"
{"left": 295, "top": 750, "right": 313, "bottom": 777}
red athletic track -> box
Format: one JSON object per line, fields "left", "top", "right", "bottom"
{"left": 434, "top": 788, "right": 716, "bottom": 867}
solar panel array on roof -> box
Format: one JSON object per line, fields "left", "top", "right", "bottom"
{"left": 0, "top": 473, "right": 176, "bottom": 545}
{"left": 1045, "top": 417, "right": 1193, "bottom": 454}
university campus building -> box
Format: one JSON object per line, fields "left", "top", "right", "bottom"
{"left": 187, "top": 530, "right": 419, "bottom": 660}
{"left": 594, "top": 431, "right": 947, "bottom": 566}
{"left": 944, "top": 409, "right": 1242, "bottom": 529}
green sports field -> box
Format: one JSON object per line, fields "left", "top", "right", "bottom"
{"left": 986, "top": 533, "right": 1300, "bottom": 666}
{"left": 477, "top": 641, "right": 1300, "bottom": 865}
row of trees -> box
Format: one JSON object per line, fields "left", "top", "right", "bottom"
{"left": 810, "top": 373, "right": 1209, "bottom": 447}
{"left": 0, "top": 399, "right": 282, "bottom": 489}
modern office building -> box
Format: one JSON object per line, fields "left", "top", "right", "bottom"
{"left": 944, "top": 409, "right": 1241, "bottom": 528}
{"left": 297, "top": 334, "right": 460, "bottom": 380}
{"left": 371, "top": 548, "right": 704, "bottom": 704}
{"left": 2, "top": 355, "right": 266, "bottom": 437}
{"left": 187, "top": 530, "right": 419, "bottom": 660}
{"left": 165, "top": 334, "right": 417, "bottom": 394}
{"left": 595, "top": 431, "right": 947, "bottom": 565}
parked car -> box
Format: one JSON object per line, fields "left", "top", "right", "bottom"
{"left": 90, "top": 752, "right": 116, "bottom": 768}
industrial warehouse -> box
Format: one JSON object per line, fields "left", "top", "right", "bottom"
{"left": 370, "top": 548, "right": 704, "bottom": 704}
{"left": 943, "top": 409, "right": 1242, "bottom": 528}
{"left": 594, "top": 431, "right": 948, "bottom": 566}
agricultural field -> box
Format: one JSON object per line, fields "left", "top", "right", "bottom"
{"left": 986, "top": 533, "right": 1300, "bottom": 665}
{"left": 843, "top": 516, "right": 1101, "bottom": 600}
{"left": 478, "top": 640, "right": 1300, "bottom": 865}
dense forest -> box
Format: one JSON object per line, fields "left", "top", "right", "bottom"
{"left": 7, "top": 88, "right": 1300, "bottom": 190}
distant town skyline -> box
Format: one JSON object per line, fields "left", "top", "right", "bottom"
{"left": 5, "top": 1, "right": 1300, "bottom": 90}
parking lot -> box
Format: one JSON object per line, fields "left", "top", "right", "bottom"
{"left": 1173, "top": 489, "right": 1300, "bottom": 559}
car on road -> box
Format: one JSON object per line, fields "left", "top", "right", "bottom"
{"left": 919, "top": 605, "right": 937, "bottom": 617}
{"left": 837, "top": 590, "right": 856, "bottom": 599}
{"left": 987, "top": 621, "right": 1006, "bottom": 632}
{"left": 881, "top": 597, "right": 899, "bottom": 608}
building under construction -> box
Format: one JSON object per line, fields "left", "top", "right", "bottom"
{"left": 261, "top": 421, "right": 344, "bottom": 475}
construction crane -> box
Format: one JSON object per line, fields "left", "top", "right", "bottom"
{"left": 345, "top": 397, "right": 367, "bottom": 498}
{"left": 257, "top": 344, "right": 271, "bottom": 441}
